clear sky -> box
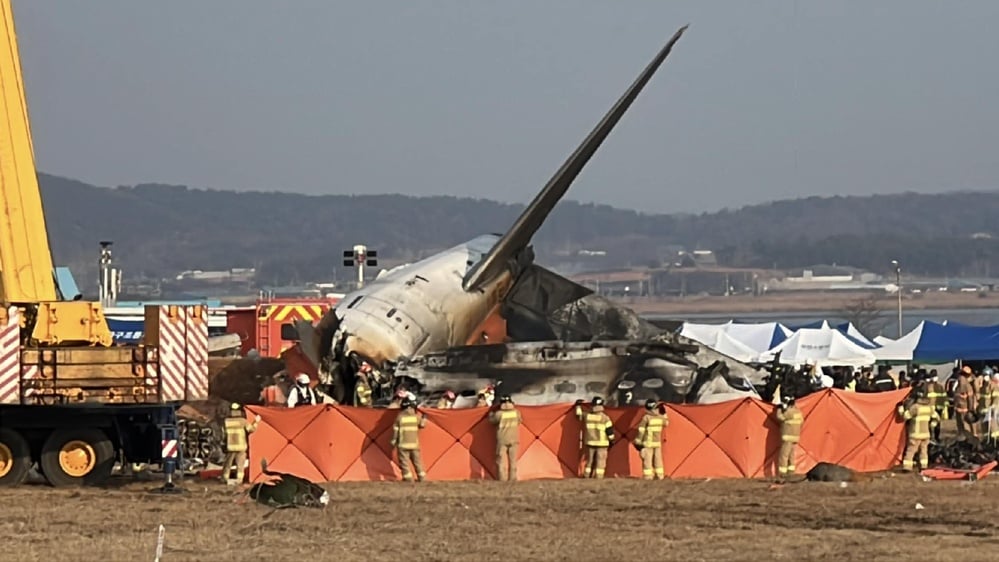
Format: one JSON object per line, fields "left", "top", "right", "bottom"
{"left": 13, "top": 0, "right": 999, "bottom": 214}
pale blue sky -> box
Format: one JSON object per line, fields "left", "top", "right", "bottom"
{"left": 14, "top": 1, "right": 999, "bottom": 213}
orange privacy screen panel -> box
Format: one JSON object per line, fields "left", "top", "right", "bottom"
{"left": 246, "top": 388, "right": 909, "bottom": 483}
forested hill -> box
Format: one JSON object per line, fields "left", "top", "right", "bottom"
{"left": 37, "top": 173, "right": 999, "bottom": 284}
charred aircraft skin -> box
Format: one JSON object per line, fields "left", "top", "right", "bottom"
{"left": 300, "top": 26, "right": 761, "bottom": 406}
{"left": 392, "top": 340, "right": 758, "bottom": 407}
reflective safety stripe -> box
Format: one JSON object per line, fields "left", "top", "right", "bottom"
{"left": 224, "top": 417, "right": 249, "bottom": 452}
{"left": 781, "top": 435, "right": 800, "bottom": 442}
{"left": 637, "top": 416, "right": 666, "bottom": 448}
{"left": 497, "top": 410, "right": 520, "bottom": 432}
{"left": 585, "top": 413, "right": 611, "bottom": 447}
{"left": 395, "top": 414, "right": 422, "bottom": 448}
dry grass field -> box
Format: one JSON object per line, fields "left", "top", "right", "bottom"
{"left": 3, "top": 473, "right": 999, "bottom": 562}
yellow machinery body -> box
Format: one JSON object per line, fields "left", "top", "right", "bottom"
{"left": 0, "top": 1, "right": 112, "bottom": 347}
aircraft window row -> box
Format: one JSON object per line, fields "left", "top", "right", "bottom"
{"left": 526, "top": 381, "right": 607, "bottom": 396}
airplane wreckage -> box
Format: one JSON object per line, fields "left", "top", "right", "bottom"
{"left": 293, "top": 25, "right": 766, "bottom": 407}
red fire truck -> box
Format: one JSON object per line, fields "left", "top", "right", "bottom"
{"left": 225, "top": 296, "right": 342, "bottom": 359}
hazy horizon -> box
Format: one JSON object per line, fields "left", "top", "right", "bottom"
{"left": 15, "top": 1, "right": 999, "bottom": 214}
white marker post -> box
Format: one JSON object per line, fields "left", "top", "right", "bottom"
{"left": 154, "top": 524, "right": 165, "bottom": 562}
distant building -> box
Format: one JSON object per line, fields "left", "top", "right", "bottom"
{"left": 763, "top": 264, "right": 881, "bottom": 293}
{"left": 175, "top": 268, "right": 256, "bottom": 283}
{"left": 571, "top": 269, "right": 653, "bottom": 297}
{"left": 674, "top": 250, "right": 717, "bottom": 268}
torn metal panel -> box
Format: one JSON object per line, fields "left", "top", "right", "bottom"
{"left": 394, "top": 339, "right": 759, "bottom": 406}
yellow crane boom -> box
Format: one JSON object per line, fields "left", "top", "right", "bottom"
{"left": 0, "top": 1, "right": 111, "bottom": 346}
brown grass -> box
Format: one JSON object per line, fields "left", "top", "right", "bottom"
{"left": 3, "top": 473, "right": 999, "bottom": 562}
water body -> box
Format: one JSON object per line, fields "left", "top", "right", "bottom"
{"left": 642, "top": 307, "right": 999, "bottom": 339}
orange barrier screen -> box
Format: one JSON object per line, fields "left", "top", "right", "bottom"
{"left": 245, "top": 388, "right": 910, "bottom": 483}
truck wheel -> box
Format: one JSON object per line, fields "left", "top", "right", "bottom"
{"left": 0, "top": 428, "right": 32, "bottom": 486}
{"left": 40, "top": 428, "right": 115, "bottom": 487}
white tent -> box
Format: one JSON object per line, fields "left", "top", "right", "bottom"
{"left": 872, "top": 322, "right": 925, "bottom": 362}
{"left": 759, "top": 327, "right": 877, "bottom": 367}
{"left": 680, "top": 321, "right": 792, "bottom": 355}
{"left": 691, "top": 330, "right": 760, "bottom": 363}
{"left": 841, "top": 323, "right": 878, "bottom": 348}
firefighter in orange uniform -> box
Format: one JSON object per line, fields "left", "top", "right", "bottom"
{"left": 634, "top": 399, "right": 668, "bottom": 480}
{"left": 575, "top": 397, "right": 614, "bottom": 479}
{"left": 392, "top": 398, "right": 428, "bottom": 482}
{"left": 259, "top": 372, "right": 288, "bottom": 407}
{"left": 897, "top": 387, "right": 939, "bottom": 471}
{"left": 954, "top": 366, "right": 977, "bottom": 437}
{"left": 220, "top": 402, "right": 261, "bottom": 486}
{"left": 774, "top": 395, "right": 803, "bottom": 483}
{"left": 488, "top": 394, "right": 522, "bottom": 481}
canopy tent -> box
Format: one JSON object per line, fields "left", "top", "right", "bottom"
{"left": 680, "top": 321, "right": 792, "bottom": 355}
{"left": 837, "top": 322, "right": 879, "bottom": 349}
{"left": 759, "top": 327, "right": 877, "bottom": 368}
{"left": 872, "top": 323, "right": 924, "bottom": 362}
{"left": 909, "top": 321, "right": 999, "bottom": 363}
{"left": 686, "top": 329, "right": 760, "bottom": 363}
{"left": 872, "top": 321, "right": 999, "bottom": 363}
{"left": 786, "top": 320, "right": 879, "bottom": 350}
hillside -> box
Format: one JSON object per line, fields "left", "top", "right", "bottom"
{"left": 38, "top": 173, "right": 999, "bottom": 284}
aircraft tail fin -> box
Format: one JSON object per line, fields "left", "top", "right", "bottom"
{"left": 462, "top": 25, "right": 688, "bottom": 292}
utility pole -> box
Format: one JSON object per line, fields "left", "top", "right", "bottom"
{"left": 891, "top": 259, "right": 902, "bottom": 337}
{"left": 343, "top": 245, "right": 378, "bottom": 289}
{"left": 98, "top": 241, "right": 120, "bottom": 308}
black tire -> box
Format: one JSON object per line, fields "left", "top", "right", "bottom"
{"left": 39, "top": 428, "right": 115, "bottom": 487}
{"left": 0, "top": 428, "right": 32, "bottom": 487}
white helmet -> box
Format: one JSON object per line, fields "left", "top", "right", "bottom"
{"left": 296, "top": 373, "right": 310, "bottom": 384}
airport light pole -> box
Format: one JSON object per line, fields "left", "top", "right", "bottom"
{"left": 343, "top": 245, "right": 378, "bottom": 289}
{"left": 891, "top": 259, "right": 902, "bottom": 338}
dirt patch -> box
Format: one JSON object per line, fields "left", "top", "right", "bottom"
{"left": 208, "top": 357, "right": 284, "bottom": 406}
{"left": 4, "top": 476, "right": 998, "bottom": 561}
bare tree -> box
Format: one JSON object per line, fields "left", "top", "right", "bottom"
{"left": 840, "top": 292, "right": 886, "bottom": 338}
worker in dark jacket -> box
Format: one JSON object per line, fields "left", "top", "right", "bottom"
{"left": 220, "top": 402, "right": 261, "bottom": 486}
{"left": 392, "top": 398, "right": 427, "bottom": 482}
{"left": 634, "top": 399, "right": 669, "bottom": 480}
{"left": 575, "top": 397, "right": 614, "bottom": 479}
{"left": 287, "top": 373, "right": 319, "bottom": 407}
{"left": 897, "top": 387, "right": 939, "bottom": 471}
{"left": 872, "top": 367, "right": 897, "bottom": 392}
{"left": 774, "top": 395, "right": 803, "bottom": 483}
{"left": 488, "top": 394, "right": 522, "bottom": 481}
